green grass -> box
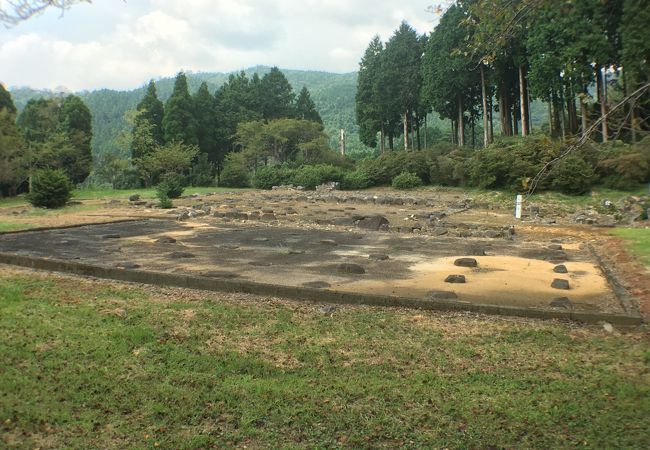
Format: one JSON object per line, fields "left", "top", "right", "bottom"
{"left": 0, "top": 222, "right": 34, "bottom": 232}
{"left": 0, "top": 187, "right": 248, "bottom": 208}
{"left": 0, "top": 272, "right": 648, "bottom": 449}
{"left": 612, "top": 228, "right": 650, "bottom": 267}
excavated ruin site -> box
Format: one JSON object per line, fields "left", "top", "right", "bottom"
{"left": 0, "top": 188, "right": 643, "bottom": 324}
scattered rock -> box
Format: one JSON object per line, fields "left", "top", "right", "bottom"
{"left": 261, "top": 207, "right": 274, "bottom": 214}
{"left": 368, "top": 253, "right": 389, "bottom": 261}
{"left": 287, "top": 249, "right": 305, "bottom": 255}
{"left": 303, "top": 281, "right": 331, "bottom": 289}
{"left": 249, "top": 261, "right": 273, "bottom": 267}
{"left": 201, "top": 271, "right": 239, "bottom": 279}
{"left": 336, "top": 263, "right": 366, "bottom": 274}
{"left": 168, "top": 251, "right": 195, "bottom": 259}
{"left": 115, "top": 262, "right": 140, "bottom": 269}
{"left": 553, "top": 264, "right": 568, "bottom": 274}
{"left": 101, "top": 234, "right": 121, "bottom": 239}
{"left": 260, "top": 213, "right": 277, "bottom": 222}
{"left": 320, "top": 239, "right": 338, "bottom": 246}
{"left": 155, "top": 236, "right": 177, "bottom": 244}
{"left": 548, "top": 243, "right": 563, "bottom": 250}
{"left": 551, "top": 278, "right": 570, "bottom": 290}
{"left": 356, "top": 215, "right": 390, "bottom": 231}
{"left": 454, "top": 257, "right": 478, "bottom": 268}
{"left": 252, "top": 237, "right": 269, "bottom": 242}
{"left": 425, "top": 290, "right": 458, "bottom": 300}
{"left": 176, "top": 211, "right": 190, "bottom": 221}
{"left": 432, "top": 227, "right": 448, "bottom": 236}
{"left": 602, "top": 322, "right": 614, "bottom": 333}
{"left": 550, "top": 297, "right": 573, "bottom": 309}
{"left": 131, "top": 200, "right": 147, "bottom": 206}
{"left": 218, "top": 244, "right": 240, "bottom": 250}
{"left": 320, "top": 305, "right": 338, "bottom": 314}
{"left": 128, "top": 194, "right": 141, "bottom": 202}
{"left": 445, "top": 274, "right": 466, "bottom": 283}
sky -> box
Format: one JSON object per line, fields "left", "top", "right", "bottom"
{"left": 0, "top": 0, "right": 439, "bottom": 92}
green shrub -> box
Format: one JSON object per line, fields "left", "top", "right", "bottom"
{"left": 156, "top": 192, "right": 173, "bottom": 209}
{"left": 156, "top": 173, "right": 185, "bottom": 199}
{"left": 341, "top": 170, "right": 371, "bottom": 190}
{"left": 549, "top": 153, "right": 595, "bottom": 195}
{"left": 359, "top": 151, "right": 430, "bottom": 186}
{"left": 291, "top": 164, "right": 345, "bottom": 189}
{"left": 27, "top": 168, "right": 73, "bottom": 208}
{"left": 392, "top": 171, "right": 423, "bottom": 189}
{"left": 219, "top": 153, "right": 250, "bottom": 188}
{"left": 190, "top": 153, "right": 215, "bottom": 187}
{"left": 252, "top": 165, "right": 295, "bottom": 189}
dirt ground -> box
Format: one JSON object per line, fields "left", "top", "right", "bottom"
{"left": 2, "top": 187, "right": 647, "bottom": 319}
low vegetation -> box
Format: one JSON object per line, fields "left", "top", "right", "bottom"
{"left": 0, "top": 270, "right": 648, "bottom": 449}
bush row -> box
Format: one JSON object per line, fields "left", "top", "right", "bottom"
{"left": 207, "top": 136, "right": 650, "bottom": 195}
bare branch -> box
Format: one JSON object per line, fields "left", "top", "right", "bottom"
{"left": 525, "top": 82, "right": 650, "bottom": 198}
{"left": 0, "top": 0, "right": 91, "bottom": 27}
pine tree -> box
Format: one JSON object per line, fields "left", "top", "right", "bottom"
{"left": 58, "top": 94, "right": 93, "bottom": 183}
{"left": 260, "top": 67, "right": 295, "bottom": 120}
{"left": 135, "top": 80, "right": 164, "bottom": 144}
{"left": 0, "top": 86, "right": 25, "bottom": 196}
{"left": 193, "top": 82, "right": 218, "bottom": 165}
{"left": 295, "top": 86, "right": 322, "bottom": 124}
{"left": 163, "top": 72, "right": 198, "bottom": 146}
{"left": 356, "top": 36, "right": 385, "bottom": 150}
{"left": 0, "top": 83, "right": 17, "bottom": 115}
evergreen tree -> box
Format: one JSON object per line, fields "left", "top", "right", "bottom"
{"left": 295, "top": 86, "right": 322, "bottom": 124}
{"left": 193, "top": 82, "right": 218, "bottom": 165}
{"left": 135, "top": 80, "right": 164, "bottom": 144}
{"left": 58, "top": 94, "right": 93, "bottom": 183}
{"left": 163, "top": 72, "right": 198, "bottom": 146}
{"left": 260, "top": 67, "right": 295, "bottom": 120}
{"left": 382, "top": 22, "right": 424, "bottom": 150}
{"left": 356, "top": 36, "right": 385, "bottom": 150}
{"left": 0, "top": 87, "right": 25, "bottom": 196}
{"left": 0, "top": 83, "right": 17, "bottom": 115}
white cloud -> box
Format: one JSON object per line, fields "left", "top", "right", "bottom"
{"left": 0, "top": 0, "right": 437, "bottom": 91}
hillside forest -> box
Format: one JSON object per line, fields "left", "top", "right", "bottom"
{"left": 1, "top": 0, "right": 649, "bottom": 202}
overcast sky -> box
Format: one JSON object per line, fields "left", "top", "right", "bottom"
{"left": 0, "top": 0, "right": 438, "bottom": 91}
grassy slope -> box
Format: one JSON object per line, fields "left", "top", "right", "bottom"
{"left": 0, "top": 271, "right": 648, "bottom": 449}
{"left": 612, "top": 228, "right": 650, "bottom": 267}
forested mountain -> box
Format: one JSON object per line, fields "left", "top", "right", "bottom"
{"left": 9, "top": 67, "right": 362, "bottom": 159}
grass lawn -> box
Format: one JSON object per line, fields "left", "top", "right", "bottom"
{"left": 612, "top": 228, "right": 650, "bottom": 267}
{"left": 0, "top": 270, "right": 648, "bottom": 449}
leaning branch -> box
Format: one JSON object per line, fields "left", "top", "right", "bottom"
{"left": 0, "top": 0, "right": 90, "bottom": 27}
{"left": 525, "top": 82, "right": 650, "bottom": 198}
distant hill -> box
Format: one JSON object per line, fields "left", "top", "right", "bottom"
{"left": 10, "top": 66, "right": 362, "bottom": 159}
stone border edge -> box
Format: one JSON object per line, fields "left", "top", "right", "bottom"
{"left": 0, "top": 252, "right": 642, "bottom": 327}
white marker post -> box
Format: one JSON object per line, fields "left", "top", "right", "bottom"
{"left": 515, "top": 194, "right": 523, "bottom": 219}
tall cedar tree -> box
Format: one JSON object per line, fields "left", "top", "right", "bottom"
{"left": 58, "top": 94, "right": 93, "bottom": 183}
{"left": 193, "top": 82, "right": 218, "bottom": 163}
{"left": 0, "top": 84, "right": 17, "bottom": 115}
{"left": 260, "top": 67, "right": 295, "bottom": 121}
{"left": 163, "top": 72, "right": 198, "bottom": 146}
{"left": 0, "top": 86, "right": 24, "bottom": 196}
{"left": 382, "top": 22, "right": 424, "bottom": 150}
{"left": 135, "top": 80, "right": 164, "bottom": 145}
{"left": 356, "top": 36, "right": 384, "bottom": 150}
{"left": 295, "top": 86, "right": 322, "bottom": 124}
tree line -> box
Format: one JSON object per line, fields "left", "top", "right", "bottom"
{"left": 0, "top": 84, "right": 92, "bottom": 196}
{"left": 356, "top": 0, "right": 650, "bottom": 152}
{"left": 128, "top": 67, "right": 323, "bottom": 187}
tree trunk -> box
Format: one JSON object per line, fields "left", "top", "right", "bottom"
{"left": 380, "top": 123, "right": 385, "bottom": 154}
{"left": 471, "top": 113, "right": 476, "bottom": 149}
{"left": 597, "top": 65, "right": 609, "bottom": 143}
{"left": 580, "top": 93, "right": 588, "bottom": 138}
{"left": 424, "top": 113, "right": 428, "bottom": 149}
{"left": 403, "top": 111, "right": 409, "bottom": 150}
{"left": 512, "top": 102, "right": 518, "bottom": 136}
{"left": 457, "top": 95, "right": 465, "bottom": 147}
{"left": 388, "top": 132, "right": 394, "bottom": 151}
{"left": 488, "top": 96, "right": 494, "bottom": 143}
{"left": 566, "top": 86, "right": 578, "bottom": 135}
{"left": 416, "top": 114, "right": 421, "bottom": 150}
{"left": 519, "top": 65, "right": 529, "bottom": 137}
{"left": 481, "top": 65, "right": 490, "bottom": 147}
{"left": 451, "top": 120, "right": 456, "bottom": 145}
